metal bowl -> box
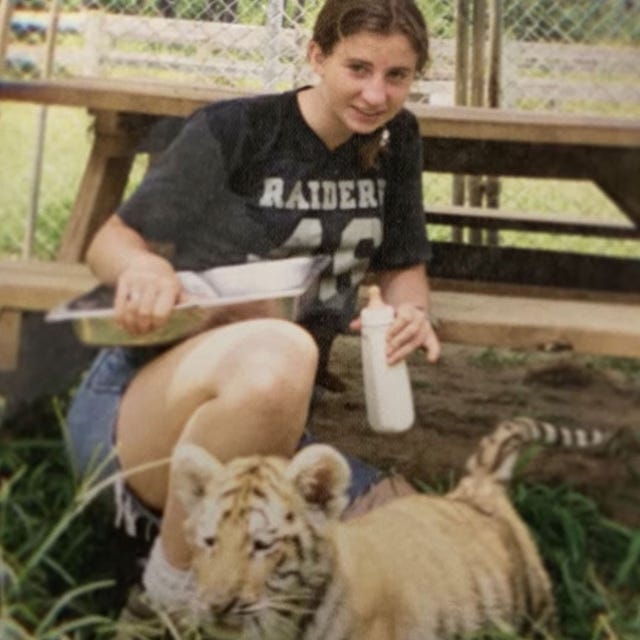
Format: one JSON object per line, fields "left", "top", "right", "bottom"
{"left": 46, "top": 256, "right": 330, "bottom": 347}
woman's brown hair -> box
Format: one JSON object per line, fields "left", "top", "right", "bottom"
{"left": 313, "top": 0, "right": 430, "bottom": 73}
{"left": 312, "top": 0, "right": 429, "bottom": 169}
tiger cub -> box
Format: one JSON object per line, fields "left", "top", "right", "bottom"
{"left": 171, "top": 417, "right": 605, "bottom": 640}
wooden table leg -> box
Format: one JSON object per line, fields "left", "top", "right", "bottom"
{"left": 0, "top": 309, "right": 21, "bottom": 371}
{"left": 57, "top": 110, "right": 141, "bottom": 263}
{"left": 591, "top": 149, "right": 640, "bottom": 228}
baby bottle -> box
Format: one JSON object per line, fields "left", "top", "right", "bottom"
{"left": 360, "top": 285, "right": 415, "bottom": 433}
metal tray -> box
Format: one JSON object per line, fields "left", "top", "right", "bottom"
{"left": 46, "top": 256, "right": 330, "bottom": 346}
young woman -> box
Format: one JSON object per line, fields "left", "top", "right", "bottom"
{"left": 66, "top": 0, "right": 441, "bottom": 630}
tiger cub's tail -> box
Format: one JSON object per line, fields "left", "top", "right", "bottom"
{"left": 463, "top": 416, "right": 606, "bottom": 485}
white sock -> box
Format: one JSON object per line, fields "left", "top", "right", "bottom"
{"left": 142, "top": 536, "right": 196, "bottom": 613}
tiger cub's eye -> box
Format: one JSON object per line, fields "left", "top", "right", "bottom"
{"left": 252, "top": 539, "right": 274, "bottom": 552}
{"left": 203, "top": 536, "right": 216, "bottom": 548}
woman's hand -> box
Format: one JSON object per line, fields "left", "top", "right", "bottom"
{"left": 113, "top": 253, "right": 184, "bottom": 335}
{"left": 386, "top": 303, "right": 440, "bottom": 365}
{"left": 350, "top": 265, "right": 442, "bottom": 365}
{"left": 349, "top": 302, "right": 441, "bottom": 365}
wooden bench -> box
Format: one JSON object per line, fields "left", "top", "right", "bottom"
{"left": 429, "top": 279, "right": 640, "bottom": 358}
{"left": 2, "top": 260, "right": 639, "bottom": 378}
{"left": 0, "top": 260, "right": 96, "bottom": 370}
{"left": 425, "top": 204, "right": 640, "bottom": 239}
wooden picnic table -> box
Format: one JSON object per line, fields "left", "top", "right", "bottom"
{"left": 1, "top": 77, "right": 639, "bottom": 388}
{"left": 2, "top": 77, "right": 639, "bottom": 261}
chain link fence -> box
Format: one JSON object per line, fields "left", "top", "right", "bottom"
{"left": 502, "top": 1, "right": 639, "bottom": 114}
{"left": 1, "top": 0, "right": 639, "bottom": 259}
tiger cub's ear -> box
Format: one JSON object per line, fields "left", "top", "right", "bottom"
{"left": 287, "top": 444, "right": 351, "bottom": 520}
{"left": 171, "top": 443, "right": 223, "bottom": 513}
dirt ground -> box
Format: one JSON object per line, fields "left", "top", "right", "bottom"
{"left": 309, "top": 336, "right": 640, "bottom": 528}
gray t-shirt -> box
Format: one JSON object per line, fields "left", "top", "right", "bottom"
{"left": 118, "top": 88, "right": 431, "bottom": 331}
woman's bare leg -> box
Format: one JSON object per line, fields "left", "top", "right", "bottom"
{"left": 115, "top": 318, "right": 318, "bottom": 567}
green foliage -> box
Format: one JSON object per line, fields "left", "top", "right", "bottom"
{"left": 586, "top": 356, "right": 640, "bottom": 384}
{"left": 467, "top": 347, "right": 532, "bottom": 369}
{"left": 0, "top": 396, "right": 134, "bottom": 638}
{"left": 2, "top": 391, "right": 639, "bottom": 638}
{"left": 0, "top": 103, "right": 92, "bottom": 259}
{"left": 416, "top": 0, "right": 456, "bottom": 39}
{"left": 514, "top": 482, "right": 640, "bottom": 639}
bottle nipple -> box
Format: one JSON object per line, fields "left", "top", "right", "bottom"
{"left": 367, "top": 285, "right": 385, "bottom": 308}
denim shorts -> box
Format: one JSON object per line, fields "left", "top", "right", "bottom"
{"left": 66, "top": 346, "right": 381, "bottom": 536}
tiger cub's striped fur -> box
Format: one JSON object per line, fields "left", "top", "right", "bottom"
{"left": 172, "top": 417, "right": 605, "bottom": 640}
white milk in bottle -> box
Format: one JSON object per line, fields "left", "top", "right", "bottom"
{"left": 360, "top": 286, "right": 415, "bottom": 433}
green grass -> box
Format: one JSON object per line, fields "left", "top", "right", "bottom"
{"left": 513, "top": 483, "right": 640, "bottom": 639}
{"left": 0, "top": 103, "right": 149, "bottom": 259}
{"left": 466, "top": 346, "right": 534, "bottom": 369}
{"left": 0, "top": 103, "right": 92, "bottom": 259}
{"left": 1, "top": 392, "right": 639, "bottom": 639}
{"left": 1, "top": 401, "right": 113, "bottom": 638}
{"left": 466, "top": 347, "right": 640, "bottom": 389}
{"left": 0, "top": 396, "right": 147, "bottom": 639}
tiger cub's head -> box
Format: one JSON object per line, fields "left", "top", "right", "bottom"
{"left": 171, "top": 443, "right": 351, "bottom": 631}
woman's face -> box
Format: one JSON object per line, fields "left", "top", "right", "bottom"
{"left": 309, "top": 30, "right": 418, "bottom": 144}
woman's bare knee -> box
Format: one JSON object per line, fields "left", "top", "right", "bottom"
{"left": 114, "top": 320, "right": 318, "bottom": 505}
{"left": 186, "top": 319, "right": 318, "bottom": 396}
{"left": 230, "top": 322, "right": 318, "bottom": 393}
{"left": 180, "top": 321, "right": 318, "bottom": 454}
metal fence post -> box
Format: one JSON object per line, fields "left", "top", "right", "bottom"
{"left": 468, "top": 0, "right": 487, "bottom": 245}
{"left": 265, "top": 0, "right": 285, "bottom": 91}
{"left": 0, "top": 0, "right": 14, "bottom": 76}
{"left": 453, "top": 0, "right": 471, "bottom": 243}
{"left": 486, "top": 0, "right": 503, "bottom": 246}
{"left": 24, "top": 0, "right": 61, "bottom": 259}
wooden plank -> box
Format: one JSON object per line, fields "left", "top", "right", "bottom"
{"left": 2, "top": 259, "right": 638, "bottom": 359}
{"left": 592, "top": 154, "right": 640, "bottom": 229}
{"left": 426, "top": 204, "right": 639, "bottom": 238}
{"left": 0, "top": 309, "right": 21, "bottom": 371}
{"left": 56, "top": 111, "right": 138, "bottom": 262}
{"left": 0, "top": 0, "right": 14, "bottom": 75}
{"left": 432, "top": 289, "right": 640, "bottom": 358}
{"left": 413, "top": 102, "right": 640, "bottom": 148}
{"left": 0, "top": 77, "right": 246, "bottom": 117}
{"left": 0, "top": 259, "right": 91, "bottom": 277}
{"left": 422, "top": 140, "right": 640, "bottom": 226}
{"left": 430, "top": 277, "right": 640, "bottom": 305}
{"left": 2, "top": 78, "right": 640, "bottom": 148}
{"left": 0, "top": 260, "right": 96, "bottom": 310}
{"left": 429, "top": 242, "right": 640, "bottom": 294}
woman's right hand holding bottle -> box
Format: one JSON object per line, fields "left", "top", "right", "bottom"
{"left": 114, "top": 252, "right": 184, "bottom": 335}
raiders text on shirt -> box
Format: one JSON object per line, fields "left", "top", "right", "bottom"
{"left": 259, "top": 178, "right": 387, "bottom": 211}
